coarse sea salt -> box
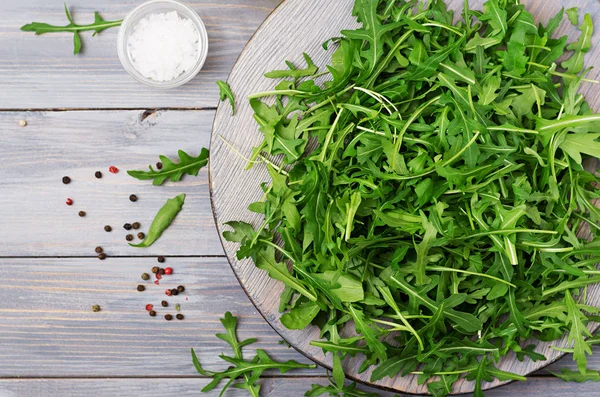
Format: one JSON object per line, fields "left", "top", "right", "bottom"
{"left": 128, "top": 11, "right": 200, "bottom": 82}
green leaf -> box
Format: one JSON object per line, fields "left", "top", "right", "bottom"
{"left": 130, "top": 194, "right": 185, "bottom": 248}
{"left": 264, "top": 53, "right": 318, "bottom": 79}
{"left": 562, "top": 13, "right": 593, "bottom": 73}
{"left": 551, "top": 368, "right": 600, "bottom": 382}
{"left": 565, "top": 292, "right": 592, "bottom": 374}
{"left": 479, "top": 0, "right": 508, "bottom": 39}
{"left": 127, "top": 148, "right": 209, "bottom": 186}
{"left": 222, "top": 221, "right": 256, "bottom": 243}
{"left": 560, "top": 133, "right": 600, "bottom": 164}
{"left": 566, "top": 7, "right": 579, "bottom": 26}
{"left": 216, "top": 81, "right": 236, "bottom": 115}
{"left": 281, "top": 301, "right": 320, "bottom": 330}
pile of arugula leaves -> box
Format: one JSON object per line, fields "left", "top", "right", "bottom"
{"left": 223, "top": 0, "right": 600, "bottom": 395}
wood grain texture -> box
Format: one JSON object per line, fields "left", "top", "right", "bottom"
{"left": 0, "top": 110, "right": 222, "bottom": 256}
{"left": 210, "top": 0, "right": 600, "bottom": 394}
{"left": 0, "top": 257, "right": 321, "bottom": 377}
{"left": 0, "top": 0, "right": 280, "bottom": 109}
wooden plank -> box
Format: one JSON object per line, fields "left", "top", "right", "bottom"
{"left": 0, "top": 110, "right": 222, "bottom": 256}
{"left": 0, "top": 376, "right": 597, "bottom": 397}
{"left": 0, "top": 0, "right": 280, "bottom": 109}
{"left": 0, "top": 257, "right": 321, "bottom": 377}
{"left": 209, "top": 0, "right": 600, "bottom": 394}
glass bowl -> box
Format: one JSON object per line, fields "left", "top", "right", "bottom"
{"left": 117, "top": 0, "right": 209, "bottom": 88}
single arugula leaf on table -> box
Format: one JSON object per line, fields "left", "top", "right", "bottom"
{"left": 551, "top": 368, "right": 600, "bottom": 382}
{"left": 20, "top": 4, "right": 122, "bottom": 55}
{"left": 217, "top": 81, "right": 236, "bottom": 115}
{"left": 130, "top": 193, "right": 185, "bottom": 248}
{"left": 127, "top": 148, "right": 209, "bottom": 186}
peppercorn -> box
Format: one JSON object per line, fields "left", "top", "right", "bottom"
{"left": 104, "top": 225, "right": 112, "bottom": 232}
{"left": 141, "top": 273, "right": 150, "bottom": 281}
{"left": 132, "top": 222, "right": 141, "bottom": 230}
{"left": 62, "top": 176, "right": 71, "bottom": 184}
{"left": 78, "top": 211, "right": 86, "bottom": 217}
{"left": 164, "top": 267, "right": 173, "bottom": 275}
{"left": 149, "top": 310, "right": 156, "bottom": 317}
{"left": 92, "top": 305, "right": 101, "bottom": 312}
{"left": 145, "top": 304, "right": 154, "bottom": 311}
{"left": 137, "top": 232, "right": 145, "bottom": 240}
{"left": 155, "top": 273, "right": 162, "bottom": 280}
{"left": 176, "top": 314, "right": 184, "bottom": 320}
{"left": 98, "top": 253, "right": 106, "bottom": 260}
{"left": 165, "top": 289, "right": 172, "bottom": 296}
{"left": 161, "top": 300, "right": 168, "bottom": 307}
{"left": 157, "top": 256, "right": 165, "bottom": 263}
{"left": 95, "top": 171, "right": 102, "bottom": 179}
{"left": 165, "top": 314, "right": 173, "bottom": 321}
{"left": 177, "top": 285, "right": 185, "bottom": 293}
{"left": 151, "top": 266, "right": 159, "bottom": 274}
{"left": 95, "top": 246, "right": 103, "bottom": 254}
{"left": 171, "top": 289, "right": 179, "bottom": 296}
{"left": 126, "top": 234, "right": 134, "bottom": 241}
{"left": 109, "top": 166, "right": 119, "bottom": 174}
{"left": 66, "top": 198, "right": 73, "bottom": 206}
{"left": 123, "top": 223, "right": 132, "bottom": 230}
{"left": 159, "top": 268, "right": 165, "bottom": 275}
{"left": 156, "top": 162, "right": 163, "bottom": 170}
{"left": 137, "top": 285, "right": 145, "bottom": 292}
{"left": 129, "top": 194, "right": 138, "bottom": 202}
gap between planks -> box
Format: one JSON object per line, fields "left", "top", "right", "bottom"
{"left": 0, "top": 107, "right": 217, "bottom": 112}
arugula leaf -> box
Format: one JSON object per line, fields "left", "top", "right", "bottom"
{"left": 130, "top": 193, "right": 185, "bottom": 248}
{"left": 562, "top": 13, "right": 593, "bottom": 73}
{"left": 127, "top": 148, "right": 209, "bottom": 186}
{"left": 560, "top": 133, "right": 600, "bottom": 164}
{"left": 217, "top": 81, "right": 236, "bottom": 115}
{"left": 551, "top": 368, "right": 600, "bottom": 382}
{"left": 566, "top": 7, "right": 579, "bottom": 26}
{"left": 564, "top": 292, "right": 592, "bottom": 374}
{"left": 264, "top": 53, "right": 318, "bottom": 79}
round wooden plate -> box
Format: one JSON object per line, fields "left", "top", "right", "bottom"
{"left": 210, "top": 0, "right": 600, "bottom": 393}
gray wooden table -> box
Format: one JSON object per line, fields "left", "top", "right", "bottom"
{"left": 0, "top": 0, "right": 598, "bottom": 396}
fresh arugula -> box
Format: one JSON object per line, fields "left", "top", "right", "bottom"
{"left": 130, "top": 193, "right": 185, "bottom": 248}
{"left": 217, "top": 81, "right": 236, "bottom": 115}
{"left": 222, "top": 0, "right": 600, "bottom": 396}
{"left": 20, "top": 4, "right": 122, "bottom": 55}
{"left": 191, "top": 312, "right": 316, "bottom": 396}
{"left": 127, "top": 148, "right": 209, "bottom": 186}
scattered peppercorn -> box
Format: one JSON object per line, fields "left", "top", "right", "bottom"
{"left": 159, "top": 268, "right": 165, "bottom": 275}
{"left": 129, "top": 194, "right": 138, "bottom": 202}
{"left": 132, "top": 222, "right": 141, "bottom": 230}
{"left": 18, "top": 120, "right": 27, "bottom": 127}
{"left": 137, "top": 232, "right": 145, "bottom": 240}
{"left": 156, "top": 162, "right": 163, "bottom": 170}
{"left": 164, "top": 267, "right": 173, "bottom": 275}
{"left": 126, "top": 234, "right": 134, "bottom": 241}
{"left": 151, "top": 266, "right": 159, "bottom": 274}
{"left": 98, "top": 253, "right": 107, "bottom": 260}
{"left": 165, "top": 314, "right": 173, "bottom": 321}
{"left": 95, "top": 246, "right": 103, "bottom": 254}
{"left": 157, "top": 256, "right": 165, "bottom": 263}
{"left": 104, "top": 225, "right": 112, "bottom": 232}
{"left": 165, "top": 289, "right": 172, "bottom": 296}
{"left": 161, "top": 300, "right": 168, "bottom": 307}
{"left": 123, "top": 223, "right": 132, "bottom": 230}
{"left": 78, "top": 211, "right": 86, "bottom": 217}
{"left": 175, "top": 304, "right": 181, "bottom": 312}
{"left": 62, "top": 176, "right": 71, "bottom": 184}
{"left": 149, "top": 310, "right": 156, "bottom": 317}
{"left": 137, "top": 285, "right": 145, "bottom": 292}
{"left": 92, "top": 305, "right": 101, "bottom": 312}
{"left": 141, "top": 273, "right": 150, "bottom": 281}
{"left": 177, "top": 285, "right": 185, "bottom": 293}
{"left": 66, "top": 198, "right": 73, "bottom": 206}
{"left": 171, "top": 289, "right": 179, "bottom": 296}
{"left": 154, "top": 280, "right": 160, "bottom": 285}
{"left": 155, "top": 273, "right": 162, "bottom": 280}
{"left": 95, "top": 171, "right": 102, "bottom": 179}
{"left": 109, "top": 166, "right": 119, "bottom": 174}
{"left": 145, "top": 304, "right": 154, "bottom": 311}
{"left": 176, "top": 314, "right": 184, "bottom": 320}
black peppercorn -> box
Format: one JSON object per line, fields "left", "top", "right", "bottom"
{"left": 176, "top": 314, "right": 184, "bottom": 320}
{"left": 141, "top": 273, "right": 150, "bottom": 281}
{"left": 157, "top": 256, "right": 165, "bottom": 263}
{"left": 123, "top": 223, "right": 132, "bottom": 230}
{"left": 159, "top": 268, "right": 165, "bottom": 275}
{"left": 98, "top": 253, "right": 106, "bottom": 260}
{"left": 149, "top": 310, "right": 156, "bottom": 317}
{"left": 165, "top": 314, "right": 173, "bottom": 321}
{"left": 104, "top": 225, "right": 112, "bottom": 232}
{"left": 177, "top": 285, "right": 185, "bottom": 293}
{"left": 171, "top": 289, "right": 178, "bottom": 296}
{"left": 156, "top": 162, "right": 163, "bottom": 170}
{"left": 126, "top": 234, "right": 134, "bottom": 241}
{"left": 95, "top": 171, "right": 102, "bottom": 179}
{"left": 95, "top": 246, "right": 103, "bottom": 254}
{"left": 62, "top": 176, "right": 71, "bottom": 184}
{"left": 137, "top": 232, "right": 145, "bottom": 240}
{"left": 137, "top": 285, "right": 145, "bottom": 292}
{"left": 132, "top": 222, "right": 140, "bottom": 230}
{"left": 129, "top": 194, "right": 138, "bottom": 202}
{"left": 161, "top": 300, "right": 168, "bottom": 307}
{"left": 92, "top": 305, "right": 101, "bottom": 312}
{"left": 151, "top": 266, "right": 160, "bottom": 274}
{"left": 78, "top": 211, "right": 86, "bottom": 217}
